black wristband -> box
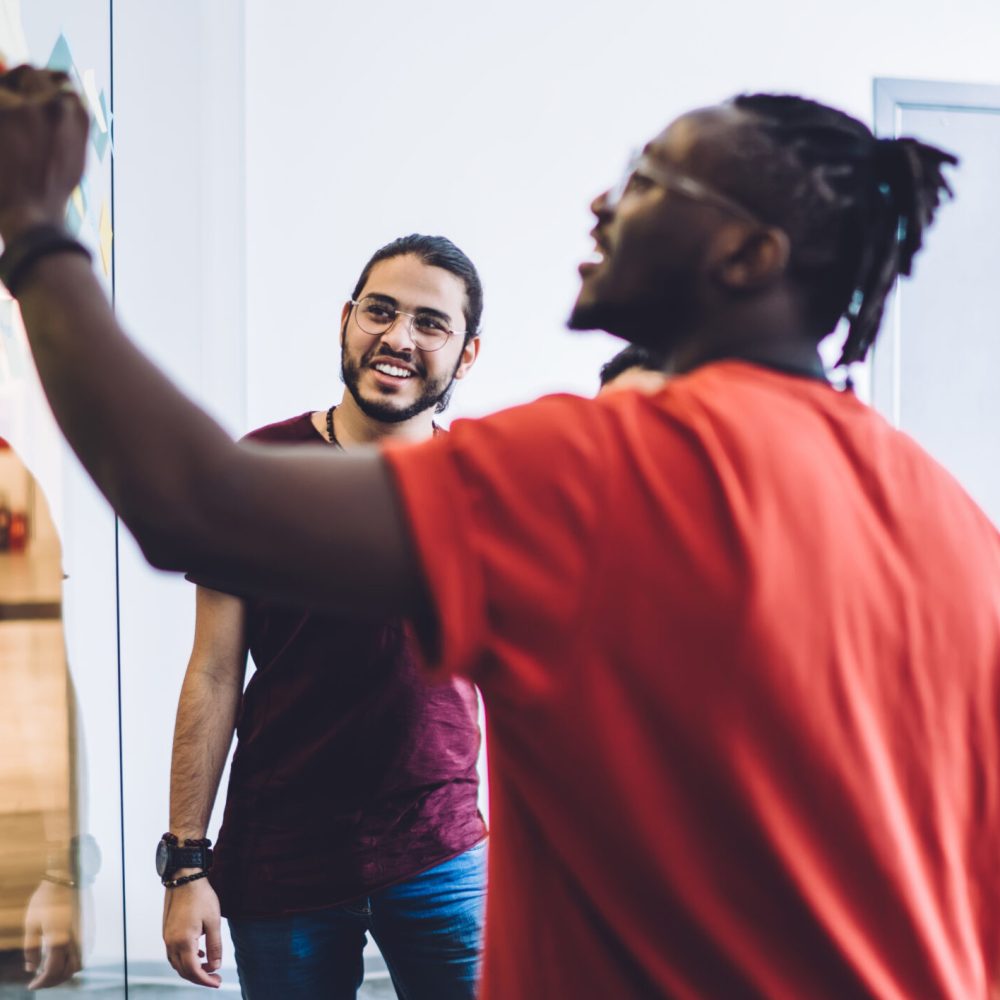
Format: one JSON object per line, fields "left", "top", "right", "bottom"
{"left": 162, "top": 869, "right": 211, "bottom": 889}
{"left": 0, "top": 224, "right": 92, "bottom": 297}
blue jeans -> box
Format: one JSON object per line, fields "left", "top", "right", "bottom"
{"left": 229, "top": 841, "right": 486, "bottom": 999}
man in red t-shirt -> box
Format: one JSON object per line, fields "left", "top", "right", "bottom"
{"left": 3, "top": 75, "right": 1000, "bottom": 998}
{"left": 160, "top": 235, "right": 487, "bottom": 998}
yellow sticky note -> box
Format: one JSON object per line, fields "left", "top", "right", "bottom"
{"left": 98, "top": 200, "right": 113, "bottom": 277}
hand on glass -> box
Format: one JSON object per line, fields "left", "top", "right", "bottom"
{"left": 22, "top": 880, "right": 83, "bottom": 990}
{"left": 0, "top": 63, "right": 89, "bottom": 243}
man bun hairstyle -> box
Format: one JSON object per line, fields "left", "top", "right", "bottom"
{"left": 729, "top": 94, "right": 957, "bottom": 366}
{"left": 352, "top": 234, "right": 484, "bottom": 341}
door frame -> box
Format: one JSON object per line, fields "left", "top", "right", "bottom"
{"left": 870, "top": 78, "right": 1000, "bottom": 424}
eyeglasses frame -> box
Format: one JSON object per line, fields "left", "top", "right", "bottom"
{"left": 608, "top": 151, "right": 765, "bottom": 227}
{"left": 349, "top": 296, "right": 466, "bottom": 352}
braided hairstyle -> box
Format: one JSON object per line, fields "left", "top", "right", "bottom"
{"left": 723, "top": 95, "right": 957, "bottom": 365}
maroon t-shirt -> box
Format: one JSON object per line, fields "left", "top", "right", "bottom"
{"left": 208, "top": 413, "right": 486, "bottom": 917}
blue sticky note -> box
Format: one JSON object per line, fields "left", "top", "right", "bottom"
{"left": 64, "top": 198, "right": 83, "bottom": 237}
{"left": 92, "top": 127, "right": 110, "bottom": 162}
{"left": 47, "top": 34, "right": 74, "bottom": 74}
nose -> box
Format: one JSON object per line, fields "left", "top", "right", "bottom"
{"left": 591, "top": 188, "right": 613, "bottom": 220}
{"left": 378, "top": 312, "right": 417, "bottom": 353}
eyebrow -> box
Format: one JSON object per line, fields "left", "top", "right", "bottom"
{"left": 364, "top": 292, "right": 453, "bottom": 324}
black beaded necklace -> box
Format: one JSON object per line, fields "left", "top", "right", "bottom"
{"left": 324, "top": 404, "right": 442, "bottom": 447}
{"left": 325, "top": 405, "right": 341, "bottom": 448}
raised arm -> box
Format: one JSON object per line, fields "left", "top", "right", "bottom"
{"left": 0, "top": 67, "right": 423, "bottom": 616}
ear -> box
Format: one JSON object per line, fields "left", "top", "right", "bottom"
{"left": 452, "top": 335, "right": 481, "bottom": 381}
{"left": 339, "top": 301, "right": 352, "bottom": 344}
{"left": 708, "top": 225, "right": 790, "bottom": 292}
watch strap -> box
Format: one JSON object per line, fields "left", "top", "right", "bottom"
{"left": 170, "top": 845, "right": 210, "bottom": 870}
{"left": 157, "top": 833, "right": 213, "bottom": 879}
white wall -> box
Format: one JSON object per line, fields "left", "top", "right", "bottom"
{"left": 112, "top": 0, "right": 246, "bottom": 972}
{"left": 242, "top": 0, "right": 1000, "bottom": 427}
{"left": 106, "top": 0, "right": 1000, "bottom": 969}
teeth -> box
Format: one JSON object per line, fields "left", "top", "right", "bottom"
{"left": 374, "top": 362, "right": 413, "bottom": 378}
{"left": 587, "top": 248, "right": 605, "bottom": 264}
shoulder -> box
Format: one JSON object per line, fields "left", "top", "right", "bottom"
{"left": 241, "top": 412, "right": 319, "bottom": 445}
{"left": 393, "top": 393, "right": 613, "bottom": 471}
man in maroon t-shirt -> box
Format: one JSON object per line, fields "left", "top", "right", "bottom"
{"left": 159, "top": 235, "right": 487, "bottom": 998}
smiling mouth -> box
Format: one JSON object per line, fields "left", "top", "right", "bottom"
{"left": 371, "top": 361, "right": 416, "bottom": 380}
{"left": 579, "top": 239, "right": 610, "bottom": 277}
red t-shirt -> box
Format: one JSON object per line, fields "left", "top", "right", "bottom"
{"left": 384, "top": 361, "right": 1000, "bottom": 999}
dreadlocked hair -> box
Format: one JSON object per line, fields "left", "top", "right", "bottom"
{"left": 726, "top": 94, "right": 957, "bottom": 365}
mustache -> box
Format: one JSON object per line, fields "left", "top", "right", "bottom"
{"left": 365, "top": 343, "right": 424, "bottom": 375}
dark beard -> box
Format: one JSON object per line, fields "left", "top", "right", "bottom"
{"left": 567, "top": 282, "right": 698, "bottom": 352}
{"left": 340, "top": 348, "right": 461, "bottom": 423}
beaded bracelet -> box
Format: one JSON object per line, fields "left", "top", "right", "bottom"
{"left": 162, "top": 869, "right": 211, "bottom": 889}
{"left": 161, "top": 832, "right": 213, "bottom": 849}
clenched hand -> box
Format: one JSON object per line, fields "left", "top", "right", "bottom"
{"left": 0, "top": 64, "right": 89, "bottom": 244}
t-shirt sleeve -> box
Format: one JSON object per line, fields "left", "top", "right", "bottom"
{"left": 383, "top": 393, "right": 608, "bottom": 694}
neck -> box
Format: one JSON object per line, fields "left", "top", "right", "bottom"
{"left": 317, "top": 391, "right": 436, "bottom": 449}
{"left": 668, "top": 333, "right": 826, "bottom": 381}
{"left": 663, "top": 297, "right": 827, "bottom": 381}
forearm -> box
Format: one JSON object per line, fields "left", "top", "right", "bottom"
{"left": 169, "top": 665, "right": 242, "bottom": 840}
{"left": 13, "top": 253, "right": 422, "bottom": 613}
{"left": 16, "top": 255, "right": 236, "bottom": 568}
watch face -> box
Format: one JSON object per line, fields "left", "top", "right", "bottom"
{"left": 71, "top": 834, "right": 102, "bottom": 885}
{"left": 155, "top": 839, "right": 170, "bottom": 878}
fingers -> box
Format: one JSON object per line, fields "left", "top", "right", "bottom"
{"left": 167, "top": 937, "right": 222, "bottom": 988}
{"left": 22, "top": 920, "right": 41, "bottom": 975}
{"left": 0, "top": 65, "right": 71, "bottom": 94}
{"left": 204, "top": 920, "right": 223, "bottom": 975}
{"left": 0, "top": 64, "right": 85, "bottom": 122}
{"left": 27, "top": 939, "right": 82, "bottom": 989}
{"left": 164, "top": 917, "right": 223, "bottom": 987}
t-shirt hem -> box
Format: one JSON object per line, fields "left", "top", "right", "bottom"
{"left": 217, "top": 831, "right": 488, "bottom": 920}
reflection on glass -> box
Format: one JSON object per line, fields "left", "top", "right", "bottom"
{"left": 0, "top": 440, "right": 90, "bottom": 992}
{"left": 0, "top": 5, "right": 119, "bottom": 994}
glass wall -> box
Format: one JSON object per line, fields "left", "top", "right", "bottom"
{"left": 0, "top": 3, "right": 124, "bottom": 995}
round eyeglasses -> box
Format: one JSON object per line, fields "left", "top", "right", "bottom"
{"left": 351, "top": 295, "right": 465, "bottom": 352}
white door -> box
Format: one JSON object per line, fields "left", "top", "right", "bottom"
{"left": 872, "top": 79, "right": 1000, "bottom": 526}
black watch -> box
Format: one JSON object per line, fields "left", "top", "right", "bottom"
{"left": 155, "top": 834, "right": 213, "bottom": 881}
